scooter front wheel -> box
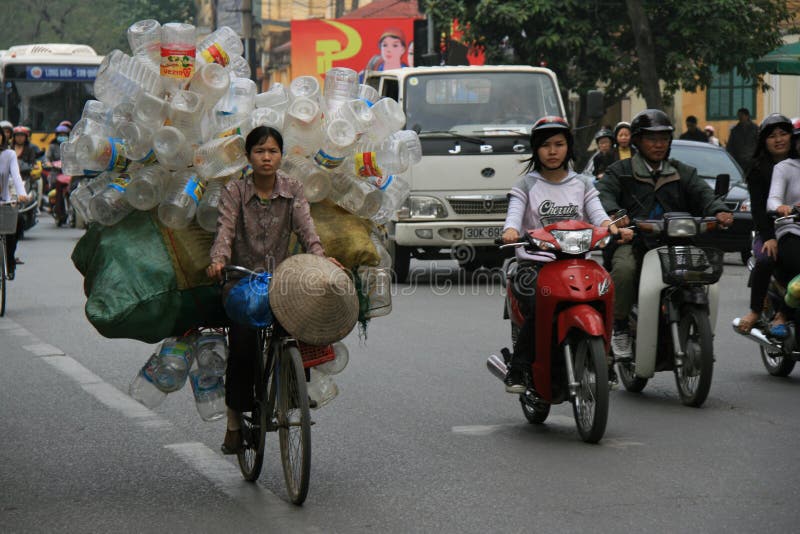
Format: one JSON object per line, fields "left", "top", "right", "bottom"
{"left": 674, "top": 306, "right": 714, "bottom": 407}
{"left": 570, "top": 336, "right": 609, "bottom": 443}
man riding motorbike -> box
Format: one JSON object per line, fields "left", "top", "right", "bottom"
{"left": 595, "top": 109, "right": 734, "bottom": 361}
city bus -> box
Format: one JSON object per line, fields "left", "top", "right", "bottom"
{"left": 0, "top": 43, "right": 103, "bottom": 150}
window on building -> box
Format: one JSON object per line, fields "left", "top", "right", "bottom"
{"left": 706, "top": 67, "right": 756, "bottom": 120}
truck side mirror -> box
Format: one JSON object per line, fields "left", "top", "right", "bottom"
{"left": 714, "top": 174, "right": 730, "bottom": 197}
{"left": 586, "top": 90, "right": 604, "bottom": 119}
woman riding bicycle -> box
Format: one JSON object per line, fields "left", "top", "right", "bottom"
{"left": 0, "top": 128, "right": 30, "bottom": 279}
{"left": 206, "top": 126, "right": 340, "bottom": 454}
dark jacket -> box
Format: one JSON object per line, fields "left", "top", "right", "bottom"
{"left": 747, "top": 156, "right": 780, "bottom": 242}
{"left": 591, "top": 150, "right": 616, "bottom": 178}
{"left": 727, "top": 121, "right": 759, "bottom": 173}
{"left": 679, "top": 129, "right": 709, "bottom": 143}
{"left": 596, "top": 154, "right": 729, "bottom": 220}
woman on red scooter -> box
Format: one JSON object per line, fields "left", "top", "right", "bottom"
{"left": 501, "top": 116, "right": 631, "bottom": 393}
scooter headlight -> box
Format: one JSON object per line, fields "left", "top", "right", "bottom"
{"left": 550, "top": 229, "right": 593, "bottom": 254}
{"left": 666, "top": 217, "right": 697, "bottom": 237}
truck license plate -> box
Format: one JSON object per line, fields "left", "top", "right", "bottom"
{"left": 465, "top": 226, "right": 503, "bottom": 240}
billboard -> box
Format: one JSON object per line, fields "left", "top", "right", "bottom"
{"left": 291, "top": 18, "right": 417, "bottom": 83}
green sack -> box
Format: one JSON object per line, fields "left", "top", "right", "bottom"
{"left": 71, "top": 211, "right": 227, "bottom": 343}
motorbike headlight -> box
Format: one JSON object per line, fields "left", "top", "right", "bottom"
{"left": 666, "top": 217, "right": 697, "bottom": 237}
{"left": 398, "top": 196, "right": 447, "bottom": 220}
{"left": 550, "top": 229, "right": 593, "bottom": 254}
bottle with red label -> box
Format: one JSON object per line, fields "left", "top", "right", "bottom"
{"left": 160, "top": 22, "right": 196, "bottom": 94}
{"left": 158, "top": 170, "right": 205, "bottom": 229}
{"left": 196, "top": 26, "right": 243, "bottom": 69}
{"left": 345, "top": 141, "right": 410, "bottom": 181}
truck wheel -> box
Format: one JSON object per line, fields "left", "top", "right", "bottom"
{"left": 392, "top": 245, "right": 411, "bottom": 283}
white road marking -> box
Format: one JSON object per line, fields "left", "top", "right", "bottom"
{"left": 452, "top": 424, "right": 509, "bottom": 436}
{"left": 165, "top": 442, "right": 324, "bottom": 531}
{"left": 23, "top": 343, "right": 65, "bottom": 356}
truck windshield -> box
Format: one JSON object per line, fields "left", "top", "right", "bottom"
{"left": 403, "top": 72, "right": 561, "bottom": 134}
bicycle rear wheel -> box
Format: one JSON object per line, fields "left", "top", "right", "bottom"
{"left": 0, "top": 238, "right": 7, "bottom": 317}
{"left": 277, "top": 345, "right": 311, "bottom": 505}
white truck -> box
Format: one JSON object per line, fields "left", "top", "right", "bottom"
{"left": 365, "top": 65, "right": 566, "bottom": 282}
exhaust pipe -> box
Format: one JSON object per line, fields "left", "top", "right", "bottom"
{"left": 487, "top": 353, "right": 508, "bottom": 382}
{"left": 731, "top": 318, "right": 784, "bottom": 352}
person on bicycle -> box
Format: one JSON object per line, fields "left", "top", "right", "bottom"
{"left": 501, "top": 116, "right": 628, "bottom": 393}
{"left": 206, "top": 125, "right": 339, "bottom": 454}
{"left": 0, "top": 127, "right": 30, "bottom": 279}
{"left": 595, "top": 109, "right": 733, "bottom": 361}
{"left": 735, "top": 114, "right": 793, "bottom": 334}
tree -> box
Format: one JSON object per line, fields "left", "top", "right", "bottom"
{"left": 424, "top": 0, "right": 794, "bottom": 111}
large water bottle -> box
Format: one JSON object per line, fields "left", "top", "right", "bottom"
{"left": 158, "top": 170, "right": 205, "bottom": 229}
{"left": 189, "top": 369, "right": 226, "bottom": 421}
{"left": 126, "top": 164, "right": 169, "bottom": 210}
{"left": 129, "top": 352, "right": 168, "bottom": 408}
{"left": 358, "top": 84, "right": 380, "bottom": 106}
{"left": 194, "top": 333, "right": 228, "bottom": 375}
{"left": 189, "top": 63, "right": 230, "bottom": 111}
{"left": 132, "top": 91, "right": 168, "bottom": 127}
{"left": 69, "top": 172, "right": 114, "bottom": 224}
{"left": 228, "top": 55, "right": 251, "bottom": 79}
{"left": 254, "top": 83, "right": 289, "bottom": 111}
{"left": 323, "top": 67, "right": 359, "bottom": 116}
{"left": 81, "top": 99, "right": 112, "bottom": 125}
{"left": 289, "top": 76, "right": 320, "bottom": 103}
{"left": 127, "top": 19, "right": 161, "bottom": 73}
{"left": 196, "top": 26, "right": 243, "bottom": 68}
{"left": 196, "top": 179, "right": 226, "bottom": 232}
{"left": 364, "top": 97, "right": 406, "bottom": 143}
{"left": 283, "top": 97, "right": 322, "bottom": 157}
{"left": 327, "top": 173, "right": 366, "bottom": 214}
{"left": 89, "top": 172, "right": 134, "bottom": 226}
{"left": 306, "top": 368, "right": 339, "bottom": 409}
{"left": 70, "top": 118, "right": 114, "bottom": 143}
{"left": 357, "top": 266, "right": 392, "bottom": 318}
{"left": 152, "top": 126, "right": 194, "bottom": 170}
{"left": 193, "top": 135, "right": 246, "bottom": 179}
{"left": 332, "top": 99, "right": 374, "bottom": 134}
{"left": 169, "top": 90, "right": 204, "bottom": 145}
{"left": 213, "top": 77, "right": 257, "bottom": 131}
{"left": 116, "top": 121, "right": 155, "bottom": 162}
{"left": 155, "top": 336, "right": 195, "bottom": 392}
{"left": 94, "top": 49, "right": 164, "bottom": 107}
{"left": 388, "top": 130, "right": 422, "bottom": 165}
{"left": 159, "top": 22, "right": 196, "bottom": 94}
{"left": 281, "top": 155, "right": 332, "bottom": 203}
{"left": 250, "top": 107, "right": 284, "bottom": 132}
{"left": 313, "top": 119, "right": 356, "bottom": 170}
{"left": 74, "top": 136, "right": 130, "bottom": 173}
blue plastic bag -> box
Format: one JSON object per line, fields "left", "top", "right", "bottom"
{"left": 223, "top": 272, "right": 274, "bottom": 328}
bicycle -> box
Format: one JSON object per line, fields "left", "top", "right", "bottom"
{"left": 0, "top": 201, "right": 20, "bottom": 316}
{"left": 222, "top": 265, "right": 335, "bottom": 505}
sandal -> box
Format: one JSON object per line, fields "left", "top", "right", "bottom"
{"left": 220, "top": 429, "right": 243, "bottom": 455}
{"left": 768, "top": 323, "right": 789, "bottom": 340}
{"left": 736, "top": 313, "right": 759, "bottom": 334}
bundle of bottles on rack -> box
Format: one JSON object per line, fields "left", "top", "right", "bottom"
{"left": 63, "top": 19, "right": 422, "bottom": 237}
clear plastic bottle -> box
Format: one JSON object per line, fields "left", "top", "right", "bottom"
{"left": 228, "top": 55, "right": 251, "bottom": 80}
{"left": 357, "top": 186, "right": 383, "bottom": 219}
{"left": 196, "top": 26, "right": 243, "bottom": 68}
{"left": 281, "top": 155, "right": 332, "bottom": 203}
{"left": 313, "top": 119, "right": 356, "bottom": 170}
{"left": 315, "top": 341, "right": 349, "bottom": 375}
{"left": 254, "top": 83, "right": 290, "bottom": 111}
{"left": 60, "top": 141, "right": 82, "bottom": 176}
{"left": 332, "top": 98, "right": 374, "bottom": 134}
{"left": 283, "top": 97, "right": 322, "bottom": 157}
{"left": 74, "top": 135, "right": 130, "bottom": 173}
{"left": 133, "top": 91, "right": 168, "bottom": 127}
{"left": 158, "top": 170, "right": 205, "bottom": 229}
{"left": 323, "top": 67, "right": 358, "bottom": 116}
{"left": 152, "top": 126, "right": 194, "bottom": 170}
{"left": 371, "top": 173, "right": 411, "bottom": 224}
{"left": 250, "top": 107, "right": 285, "bottom": 132}
{"left": 116, "top": 121, "right": 155, "bottom": 162}
{"left": 358, "top": 84, "right": 380, "bottom": 106}
{"left": 370, "top": 232, "right": 393, "bottom": 268}
{"left": 306, "top": 368, "right": 339, "bottom": 409}
{"left": 129, "top": 352, "right": 168, "bottom": 408}
{"left": 193, "top": 135, "right": 246, "bottom": 180}
{"left": 168, "top": 90, "right": 204, "bottom": 145}
{"left": 89, "top": 172, "right": 134, "bottom": 226}
{"left": 155, "top": 336, "right": 195, "bottom": 392}
{"left": 189, "top": 369, "right": 226, "bottom": 421}
{"left": 213, "top": 77, "right": 257, "bottom": 131}
{"left": 356, "top": 265, "right": 392, "bottom": 318}
{"left": 364, "top": 97, "right": 406, "bottom": 143}
{"left": 194, "top": 333, "right": 228, "bottom": 376}
{"left": 70, "top": 118, "right": 114, "bottom": 143}
{"left": 189, "top": 63, "right": 230, "bottom": 111}
{"left": 388, "top": 130, "right": 422, "bottom": 165}
{"left": 289, "top": 75, "right": 320, "bottom": 103}
{"left": 81, "top": 99, "right": 112, "bottom": 125}
{"left": 126, "top": 164, "right": 169, "bottom": 210}
{"left": 127, "top": 19, "right": 161, "bottom": 73}
{"left": 70, "top": 172, "right": 114, "bottom": 224}
{"left": 346, "top": 142, "right": 410, "bottom": 179}
{"left": 196, "top": 178, "right": 225, "bottom": 232}
{"left": 94, "top": 49, "right": 165, "bottom": 107}
{"left": 327, "top": 172, "right": 366, "bottom": 214}
{"left": 159, "top": 22, "right": 196, "bottom": 94}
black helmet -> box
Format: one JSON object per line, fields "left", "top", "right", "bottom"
{"left": 630, "top": 109, "right": 674, "bottom": 138}
{"left": 594, "top": 127, "right": 614, "bottom": 142}
{"left": 526, "top": 116, "right": 573, "bottom": 172}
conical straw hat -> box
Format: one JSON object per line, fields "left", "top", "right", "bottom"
{"left": 269, "top": 254, "right": 359, "bottom": 345}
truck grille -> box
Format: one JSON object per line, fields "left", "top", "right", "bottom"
{"left": 449, "top": 198, "right": 509, "bottom": 215}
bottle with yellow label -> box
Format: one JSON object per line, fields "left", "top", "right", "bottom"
{"left": 196, "top": 26, "right": 243, "bottom": 69}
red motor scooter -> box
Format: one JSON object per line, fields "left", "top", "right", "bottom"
{"left": 487, "top": 217, "right": 619, "bottom": 443}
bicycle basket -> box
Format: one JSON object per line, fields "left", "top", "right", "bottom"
{"left": 297, "top": 342, "right": 335, "bottom": 369}
{"left": 0, "top": 204, "right": 19, "bottom": 235}
{"left": 657, "top": 246, "right": 723, "bottom": 285}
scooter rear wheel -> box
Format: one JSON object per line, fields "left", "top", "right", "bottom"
{"left": 760, "top": 345, "right": 796, "bottom": 377}
{"left": 617, "top": 362, "right": 648, "bottom": 393}
{"left": 520, "top": 394, "right": 550, "bottom": 424}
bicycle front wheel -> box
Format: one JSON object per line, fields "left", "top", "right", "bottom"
{"left": 277, "top": 345, "right": 311, "bottom": 505}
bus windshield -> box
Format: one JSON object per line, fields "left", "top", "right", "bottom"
{"left": 2, "top": 64, "right": 97, "bottom": 132}
{"left": 403, "top": 72, "right": 562, "bottom": 135}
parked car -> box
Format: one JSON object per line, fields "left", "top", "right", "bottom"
{"left": 583, "top": 139, "right": 753, "bottom": 264}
